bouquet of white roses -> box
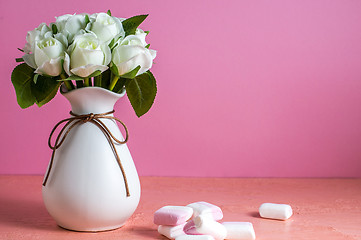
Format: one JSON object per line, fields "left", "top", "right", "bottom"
{"left": 12, "top": 10, "right": 157, "bottom": 117}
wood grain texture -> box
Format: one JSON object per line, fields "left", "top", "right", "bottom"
{"left": 0, "top": 176, "right": 360, "bottom": 239}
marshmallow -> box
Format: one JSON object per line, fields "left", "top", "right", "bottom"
{"left": 158, "top": 223, "right": 187, "bottom": 239}
{"left": 259, "top": 203, "right": 293, "bottom": 220}
{"left": 222, "top": 222, "right": 256, "bottom": 240}
{"left": 187, "top": 201, "right": 223, "bottom": 221}
{"left": 176, "top": 235, "right": 215, "bottom": 240}
{"left": 184, "top": 215, "right": 227, "bottom": 240}
{"left": 154, "top": 206, "right": 193, "bottom": 225}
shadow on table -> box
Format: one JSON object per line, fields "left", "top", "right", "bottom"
{"left": 248, "top": 211, "right": 262, "bottom": 218}
{"left": 129, "top": 226, "right": 165, "bottom": 239}
{"left": 0, "top": 197, "right": 60, "bottom": 232}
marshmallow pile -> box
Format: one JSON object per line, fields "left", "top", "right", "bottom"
{"left": 154, "top": 202, "right": 257, "bottom": 240}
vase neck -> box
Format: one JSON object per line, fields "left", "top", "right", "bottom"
{"left": 62, "top": 87, "right": 125, "bottom": 115}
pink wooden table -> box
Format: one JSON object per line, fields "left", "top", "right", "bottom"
{"left": 0, "top": 176, "right": 360, "bottom": 240}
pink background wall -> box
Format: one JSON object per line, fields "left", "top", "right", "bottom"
{"left": 1, "top": 1, "right": 361, "bottom": 177}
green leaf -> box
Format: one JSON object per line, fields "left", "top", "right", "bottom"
{"left": 107, "top": 10, "right": 112, "bottom": 16}
{"left": 33, "top": 73, "right": 39, "bottom": 84}
{"left": 110, "top": 62, "right": 119, "bottom": 76}
{"left": 120, "top": 65, "right": 141, "bottom": 79}
{"left": 125, "top": 70, "right": 157, "bottom": 117}
{"left": 31, "top": 75, "right": 61, "bottom": 107}
{"left": 144, "top": 30, "right": 150, "bottom": 35}
{"left": 87, "top": 70, "right": 102, "bottom": 78}
{"left": 11, "top": 63, "right": 36, "bottom": 109}
{"left": 145, "top": 44, "right": 150, "bottom": 49}
{"left": 58, "top": 75, "right": 83, "bottom": 81}
{"left": 108, "top": 38, "right": 115, "bottom": 48}
{"left": 111, "top": 43, "right": 118, "bottom": 50}
{"left": 109, "top": 35, "right": 122, "bottom": 50}
{"left": 17, "top": 48, "right": 24, "bottom": 52}
{"left": 16, "top": 58, "right": 24, "bottom": 62}
{"left": 122, "top": 14, "right": 148, "bottom": 36}
{"left": 85, "top": 14, "right": 90, "bottom": 25}
{"left": 51, "top": 24, "right": 58, "bottom": 34}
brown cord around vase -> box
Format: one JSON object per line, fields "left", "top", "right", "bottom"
{"left": 42, "top": 110, "right": 130, "bottom": 197}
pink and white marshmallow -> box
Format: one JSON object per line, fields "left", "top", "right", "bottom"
{"left": 158, "top": 223, "right": 187, "bottom": 239}
{"left": 154, "top": 206, "right": 193, "bottom": 226}
{"left": 176, "top": 235, "right": 215, "bottom": 240}
{"left": 259, "top": 203, "right": 293, "bottom": 220}
{"left": 187, "top": 201, "right": 223, "bottom": 221}
{"left": 184, "top": 215, "right": 227, "bottom": 240}
{"left": 222, "top": 222, "right": 256, "bottom": 240}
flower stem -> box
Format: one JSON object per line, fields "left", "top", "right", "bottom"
{"left": 94, "top": 75, "right": 102, "bottom": 87}
{"left": 84, "top": 78, "right": 90, "bottom": 87}
{"left": 60, "top": 73, "right": 74, "bottom": 91}
{"left": 109, "top": 75, "right": 119, "bottom": 91}
{"left": 63, "top": 81, "right": 74, "bottom": 90}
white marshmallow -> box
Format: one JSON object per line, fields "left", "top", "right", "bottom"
{"left": 154, "top": 206, "right": 194, "bottom": 225}
{"left": 259, "top": 203, "right": 293, "bottom": 220}
{"left": 222, "top": 222, "right": 256, "bottom": 240}
{"left": 187, "top": 201, "right": 223, "bottom": 221}
{"left": 176, "top": 235, "right": 215, "bottom": 240}
{"left": 158, "top": 223, "right": 187, "bottom": 239}
{"left": 184, "top": 215, "right": 227, "bottom": 240}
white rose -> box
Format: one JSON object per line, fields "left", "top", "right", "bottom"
{"left": 23, "top": 37, "right": 65, "bottom": 76}
{"left": 89, "top": 12, "right": 124, "bottom": 44}
{"left": 23, "top": 23, "right": 52, "bottom": 54}
{"left": 112, "top": 34, "right": 156, "bottom": 76}
{"left": 54, "top": 14, "right": 73, "bottom": 32}
{"left": 121, "top": 31, "right": 148, "bottom": 47}
{"left": 55, "top": 14, "right": 88, "bottom": 42}
{"left": 64, "top": 33, "right": 111, "bottom": 77}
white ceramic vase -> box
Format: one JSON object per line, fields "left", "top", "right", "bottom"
{"left": 42, "top": 86, "right": 141, "bottom": 232}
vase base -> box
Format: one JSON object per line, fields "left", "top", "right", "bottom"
{"left": 58, "top": 223, "right": 125, "bottom": 232}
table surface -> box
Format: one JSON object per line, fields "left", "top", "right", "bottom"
{"left": 0, "top": 176, "right": 360, "bottom": 240}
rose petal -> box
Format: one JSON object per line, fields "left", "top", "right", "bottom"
{"left": 35, "top": 57, "right": 62, "bottom": 76}
{"left": 70, "top": 64, "right": 108, "bottom": 77}
{"left": 63, "top": 52, "right": 71, "bottom": 76}
{"left": 70, "top": 47, "right": 104, "bottom": 69}
{"left": 23, "top": 53, "right": 37, "bottom": 69}
{"left": 101, "top": 43, "right": 112, "bottom": 66}
{"left": 113, "top": 45, "right": 154, "bottom": 76}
